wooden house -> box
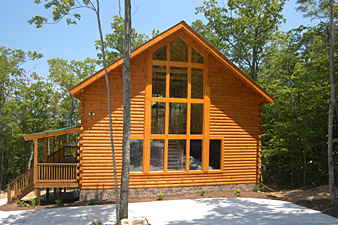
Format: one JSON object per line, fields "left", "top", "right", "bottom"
{"left": 7, "top": 21, "right": 273, "bottom": 203}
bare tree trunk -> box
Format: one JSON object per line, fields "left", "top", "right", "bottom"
{"left": 0, "top": 129, "right": 3, "bottom": 190}
{"left": 28, "top": 141, "right": 34, "bottom": 170}
{"left": 119, "top": 0, "right": 131, "bottom": 221}
{"left": 11, "top": 128, "right": 16, "bottom": 178}
{"left": 289, "top": 70, "right": 294, "bottom": 187}
{"left": 94, "top": 0, "right": 120, "bottom": 222}
{"left": 328, "top": 0, "right": 337, "bottom": 203}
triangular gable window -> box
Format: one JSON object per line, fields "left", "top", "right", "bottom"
{"left": 192, "top": 48, "right": 204, "bottom": 63}
{"left": 170, "top": 38, "right": 188, "bottom": 62}
{"left": 153, "top": 46, "right": 166, "bottom": 61}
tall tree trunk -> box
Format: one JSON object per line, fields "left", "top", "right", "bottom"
{"left": 28, "top": 141, "right": 34, "bottom": 170}
{"left": 289, "top": 70, "right": 295, "bottom": 187}
{"left": 328, "top": 0, "right": 337, "bottom": 202}
{"left": 0, "top": 129, "right": 3, "bottom": 190}
{"left": 11, "top": 128, "right": 16, "bottom": 178}
{"left": 94, "top": 0, "right": 120, "bottom": 222}
{"left": 120, "top": 0, "right": 131, "bottom": 221}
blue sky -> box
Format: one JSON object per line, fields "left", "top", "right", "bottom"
{"left": 1, "top": 0, "right": 314, "bottom": 78}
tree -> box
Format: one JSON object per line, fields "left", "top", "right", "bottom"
{"left": 47, "top": 57, "right": 97, "bottom": 128}
{"left": 296, "top": 0, "right": 337, "bottom": 202}
{"left": 193, "top": 0, "right": 286, "bottom": 81}
{"left": 95, "top": 15, "right": 153, "bottom": 65}
{"left": 119, "top": 0, "right": 131, "bottom": 220}
{"left": 0, "top": 46, "right": 42, "bottom": 189}
{"left": 328, "top": 0, "right": 337, "bottom": 202}
{"left": 29, "top": 0, "right": 120, "bottom": 222}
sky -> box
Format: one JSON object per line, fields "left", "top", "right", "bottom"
{"left": 1, "top": 0, "right": 315, "bottom": 79}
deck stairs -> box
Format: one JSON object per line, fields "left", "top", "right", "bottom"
{"left": 168, "top": 141, "right": 185, "bottom": 171}
{"left": 7, "top": 146, "right": 78, "bottom": 203}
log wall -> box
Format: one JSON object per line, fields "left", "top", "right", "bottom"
{"left": 77, "top": 50, "right": 262, "bottom": 190}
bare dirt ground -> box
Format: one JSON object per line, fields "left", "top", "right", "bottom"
{"left": 1, "top": 185, "right": 337, "bottom": 219}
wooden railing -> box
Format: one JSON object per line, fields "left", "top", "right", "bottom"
{"left": 7, "top": 168, "right": 34, "bottom": 203}
{"left": 37, "top": 163, "right": 77, "bottom": 184}
{"left": 44, "top": 145, "right": 78, "bottom": 163}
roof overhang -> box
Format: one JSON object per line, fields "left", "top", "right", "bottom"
{"left": 69, "top": 21, "right": 273, "bottom": 104}
{"left": 24, "top": 126, "right": 80, "bottom": 141}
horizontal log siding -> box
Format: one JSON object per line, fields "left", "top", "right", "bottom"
{"left": 78, "top": 51, "right": 147, "bottom": 189}
{"left": 78, "top": 50, "right": 262, "bottom": 190}
{"left": 208, "top": 55, "right": 261, "bottom": 184}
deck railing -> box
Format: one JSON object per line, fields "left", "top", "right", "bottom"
{"left": 37, "top": 163, "right": 77, "bottom": 184}
{"left": 44, "top": 145, "right": 78, "bottom": 163}
{"left": 7, "top": 168, "right": 34, "bottom": 203}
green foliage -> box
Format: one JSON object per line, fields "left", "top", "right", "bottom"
{"left": 259, "top": 21, "right": 338, "bottom": 187}
{"left": 95, "top": 15, "right": 158, "bottom": 64}
{"left": 156, "top": 191, "right": 164, "bottom": 200}
{"left": 235, "top": 189, "right": 241, "bottom": 197}
{"left": 88, "top": 199, "right": 96, "bottom": 205}
{"left": 196, "top": 189, "right": 205, "bottom": 196}
{"left": 47, "top": 57, "right": 97, "bottom": 128}
{"left": 193, "top": 0, "right": 286, "bottom": 80}
{"left": 30, "top": 199, "right": 37, "bottom": 207}
{"left": 90, "top": 220, "right": 103, "bottom": 225}
{"left": 55, "top": 199, "right": 64, "bottom": 207}
{"left": 17, "top": 200, "right": 28, "bottom": 207}
{"left": 252, "top": 185, "right": 261, "bottom": 192}
{"left": 28, "top": 0, "right": 89, "bottom": 28}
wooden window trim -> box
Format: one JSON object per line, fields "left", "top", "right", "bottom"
{"left": 140, "top": 37, "right": 220, "bottom": 175}
{"left": 208, "top": 136, "right": 224, "bottom": 172}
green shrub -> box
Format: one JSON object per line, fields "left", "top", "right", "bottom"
{"left": 88, "top": 199, "right": 96, "bottom": 205}
{"left": 17, "top": 200, "right": 28, "bottom": 207}
{"left": 252, "top": 185, "right": 261, "bottom": 192}
{"left": 90, "top": 220, "right": 103, "bottom": 225}
{"left": 196, "top": 189, "right": 205, "bottom": 196}
{"left": 55, "top": 199, "right": 64, "bottom": 207}
{"left": 156, "top": 191, "right": 164, "bottom": 200}
{"left": 235, "top": 189, "right": 241, "bottom": 197}
{"left": 30, "top": 199, "right": 37, "bottom": 207}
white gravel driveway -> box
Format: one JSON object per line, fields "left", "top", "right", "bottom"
{"left": 1, "top": 198, "right": 337, "bottom": 225}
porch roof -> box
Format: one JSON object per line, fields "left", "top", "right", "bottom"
{"left": 24, "top": 126, "right": 80, "bottom": 141}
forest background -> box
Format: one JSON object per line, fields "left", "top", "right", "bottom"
{"left": 0, "top": 0, "right": 337, "bottom": 190}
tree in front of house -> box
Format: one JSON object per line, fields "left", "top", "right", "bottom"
{"left": 29, "top": 0, "right": 133, "bottom": 223}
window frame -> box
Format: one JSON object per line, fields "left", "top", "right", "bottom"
{"left": 140, "top": 34, "right": 221, "bottom": 175}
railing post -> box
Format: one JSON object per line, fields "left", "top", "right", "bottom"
{"left": 7, "top": 183, "right": 11, "bottom": 203}
{"left": 52, "top": 136, "right": 55, "bottom": 163}
{"left": 44, "top": 138, "right": 48, "bottom": 162}
{"left": 34, "top": 138, "right": 38, "bottom": 195}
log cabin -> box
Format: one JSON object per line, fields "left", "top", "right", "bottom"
{"left": 7, "top": 21, "right": 273, "bottom": 204}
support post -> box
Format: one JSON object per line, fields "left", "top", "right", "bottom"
{"left": 7, "top": 184, "right": 11, "bottom": 203}
{"left": 37, "top": 188, "right": 41, "bottom": 205}
{"left": 44, "top": 138, "right": 48, "bottom": 162}
{"left": 34, "top": 138, "right": 38, "bottom": 199}
{"left": 54, "top": 188, "right": 57, "bottom": 200}
{"left": 58, "top": 136, "right": 61, "bottom": 149}
{"left": 52, "top": 136, "right": 55, "bottom": 163}
{"left": 46, "top": 188, "right": 49, "bottom": 202}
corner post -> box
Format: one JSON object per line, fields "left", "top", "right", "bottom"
{"left": 33, "top": 138, "right": 39, "bottom": 204}
{"left": 44, "top": 137, "right": 48, "bottom": 162}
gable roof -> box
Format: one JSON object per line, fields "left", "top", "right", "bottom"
{"left": 70, "top": 21, "right": 273, "bottom": 104}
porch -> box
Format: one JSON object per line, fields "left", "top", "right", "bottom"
{"left": 7, "top": 126, "right": 80, "bottom": 204}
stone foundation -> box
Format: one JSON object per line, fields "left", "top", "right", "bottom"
{"left": 79, "top": 183, "right": 255, "bottom": 201}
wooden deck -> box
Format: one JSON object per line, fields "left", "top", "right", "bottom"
{"left": 35, "top": 163, "right": 78, "bottom": 188}
{"left": 7, "top": 163, "right": 79, "bottom": 203}
{"left": 7, "top": 131, "right": 80, "bottom": 204}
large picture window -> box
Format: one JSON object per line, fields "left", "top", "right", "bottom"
{"left": 145, "top": 37, "right": 221, "bottom": 173}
